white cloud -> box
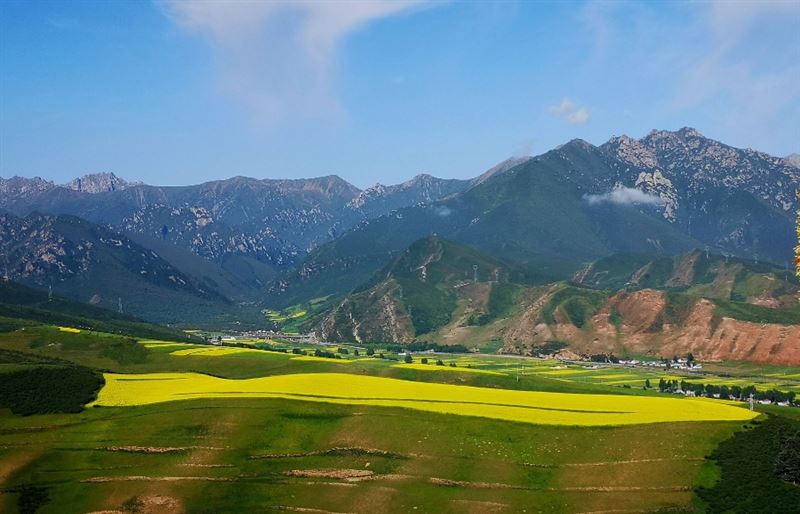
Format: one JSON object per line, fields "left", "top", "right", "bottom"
{"left": 433, "top": 205, "right": 452, "bottom": 217}
{"left": 673, "top": 1, "right": 800, "bottom": 125}
{"left": 548, "top": 97, "right": 590, "bottom": 124}
{"left": 160, "top": 0, "right": 427, "bottom": 123}
{"left": 583, "top": 186, "right": 663, "bottom": 206}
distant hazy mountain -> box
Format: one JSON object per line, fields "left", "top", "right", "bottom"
{"left": 346, "top": 174, "right": 470, "bottom": 219}
{"left": 0, "top": 173, "right": 469, "bottom": 273}
{"left": 0, "top": 176, "right": 54, "bottom": 202}
{"left": 0, "top": 212, "right": 238, "bottom": 325}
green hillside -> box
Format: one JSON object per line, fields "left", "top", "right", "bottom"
{"left": 270, "top": 141, "right": 701, "bottom": 308}
{"left": 0, "top": 280, "right": 199, "bottom": 342}
{"left": 320, "top": 236, "right": 533, "bottom": 341}
{"left": 576, "top": 250, "right": 799, "bottom": 308}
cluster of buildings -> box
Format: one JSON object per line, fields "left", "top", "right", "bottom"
{"left": 617, "top": 358, "right": 703, "bottom": 371}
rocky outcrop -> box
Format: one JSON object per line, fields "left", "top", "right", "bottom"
{"left": 65, "top": 172, "right": 134, "bottom": 193}
{"left": 502, "top": 289, "right": 800, "bottom": 366}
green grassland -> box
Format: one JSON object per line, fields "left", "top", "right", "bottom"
{"left": 1, "top": 321, "right": 798, "bottom": 513}
{"left": 0, "top": 396, "right": 745, "bottom": 513}
{"left": 262, "top": 296, "right": 333, "bottom": 333}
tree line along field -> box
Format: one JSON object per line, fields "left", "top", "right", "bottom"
{"left": 1, "top": 324, "right": 799, "bottom": 513}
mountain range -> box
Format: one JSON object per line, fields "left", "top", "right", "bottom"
{"left": 1, "top": 128, "right": 797, "bottom": 342}
{"left": 320, "top": 236, "right": 800, "bottom": 364}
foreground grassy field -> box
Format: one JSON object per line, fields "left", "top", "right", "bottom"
{"left": 0, "top": 325, "right": 794, "bottom": 513}
{"left": 0, "top": 397, "right": 745, "bottom": 514}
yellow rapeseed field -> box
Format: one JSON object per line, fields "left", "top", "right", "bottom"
{"left": 170, "top": 347, "right": 266, "bottom": 357}
{"left": 290, "top": 356, "right": 352, "bottom": 364}
{"left": 57, "top": 326, "right": 81, "bottom": 333}
{"left": 392, "top": 363, "right": 503, "bottom": 375}
{"left": 90, "top": 372, "right": 757, "bottom": 426}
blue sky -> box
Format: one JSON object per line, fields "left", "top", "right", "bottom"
{"left": 1, "top": 0, "right": 798, "bottom": 188}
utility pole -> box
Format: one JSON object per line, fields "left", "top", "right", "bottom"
{"left": 118, "top": 297, "right": 123, "bottom": 314}
{"left": 48, "top": 284, "right": 53, "bottom": 302}
{"left": 749, "top": 392, "right": 755, "bottom": 411}
{"left": 473, "top": 264, "right": 478, "bottom": 283}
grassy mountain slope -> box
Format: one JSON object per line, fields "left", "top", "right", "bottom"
{"left": 272, "top": 141, "right": 700, "bottom": 308}
{"left": 318, "top": 236, "right": 532, "bottom": 342}
{"left": 575, "top": 249, "right": 799, "bottom": 308}
{"left": 320, "top": 240, "right": 800, "bottom": 364}
{"left": 0, "top": 280, "right": 198, "bottom": 342}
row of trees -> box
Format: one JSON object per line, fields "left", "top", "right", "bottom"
{"left": 405, "top": 355, "right": 458, "bottom": 367}
{"left": 656, "top": 378, "right": 797, "bottom": 404}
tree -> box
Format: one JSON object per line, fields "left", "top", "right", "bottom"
{"left": 421, "top": 357, "right": 428, "bottom": 364}
{"left": 436, "top": 359, "right": 444, "bottom": 366}
{"left": 403, "top": 354, "right": 412, "bottom": 364}
{"left": 353, "top": 349, "right": 359, "bottom": 356}
{"left": 366, "top": 347, "right": 375, "bottom": 356}
{"left": 645, "top": 378, "right": 651, "bottom": 389}
{"left": 687, "top": 352, "right": 695, "bottom": 365}
{"left": 776, "top": 432, "right": 800, "bottom": 485}
{"left": 449, "top": 362, "right": 457, "bottom": 367}
{"left": 659, "top": 378, "right": 667, "bottom": 392}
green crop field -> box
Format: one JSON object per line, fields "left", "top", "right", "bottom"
{"left": 1, "top": 324, "right": 798, "bottom": 513}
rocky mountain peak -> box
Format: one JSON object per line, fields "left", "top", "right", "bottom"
{"left": 603, "top": 134, "right": 658, "bottom": 169}
{"left": 0, "top": 176, "right": 54, "bottom": 198}
{"left": 784, "top": 153, "right": 800, "bottom": 169}
{"left": 405, "top": 173, "right": 436, "bottom": 186}
{"left": 560, "top": 138, "right": 596, "bottom": 152}
{"left": 65, "top": 172, "right": 132, "bottom": 194}
{"left": 471, "top": 156, "right": 532, "bottom": 185}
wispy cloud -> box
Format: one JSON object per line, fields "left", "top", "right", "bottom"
{"left": 576, "top": 0, "right": 799, "bottom": 152}
{"left": 513, "top": 137, "right": 536, "bottom": 157}
{"left": 675, "top": 1, "right": 800, "bottom": 136}
{"left": 548, "top": 97, "right": 590, "bottom": 124}
{"left": 160, "top": 0, "right": 427, "bottom": 124}
{"left": 583, "top": 186, "right": 663, "bottom": 206}
{"left": 47, "top": 16, "right": 81, "bottom": 31}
